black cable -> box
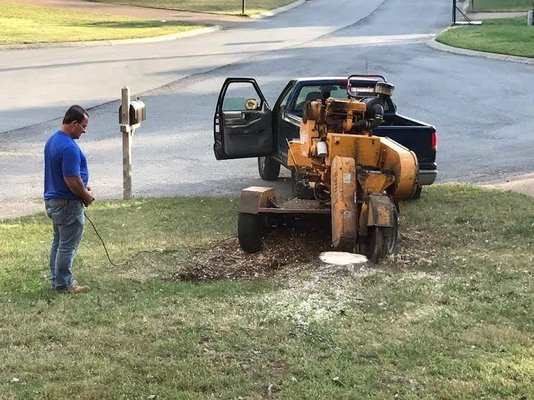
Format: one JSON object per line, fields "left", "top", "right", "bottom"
{"left": 84, "top": 211, "right": 125, "bottom": 267}
{"left": 84, "top": 211, "right": 237, "bottom": 267}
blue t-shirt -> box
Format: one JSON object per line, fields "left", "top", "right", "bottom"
{"left": 44, "top": 131, "right": 89, "bottom": 200}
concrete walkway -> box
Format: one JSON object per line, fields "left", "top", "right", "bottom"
{"left": 465, "top": 11, "right": 526, "bottom": 20}
{"left": 485, "top": 174, "right": 534, "bottom": 197}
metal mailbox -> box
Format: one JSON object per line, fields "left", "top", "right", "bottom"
{"left": 119, "top": 100, "right": 146, "bottom": 128}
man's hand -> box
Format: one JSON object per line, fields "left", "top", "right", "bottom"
{"left": 64, "top": 176, "right": 95, "bottom": 207}
{"left": 84, "top": 187, "right": 95, "bottom": 207}
{"left": 83, "top": 194, "right": 95, "bottom": 207}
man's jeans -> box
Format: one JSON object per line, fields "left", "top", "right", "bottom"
{"left": 45, "top": 199, "right": 85, "bottom": 289}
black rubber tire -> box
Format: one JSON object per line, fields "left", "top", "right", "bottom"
{"left": 291, "top": 168, "right": 315, "bottom": 200}
{"left": 365, "top": 226, "right": 387, "bottom": 264}
{"left": 238, "top": 213, "right": 263, "bottom": 253}
{"left": 290, "top": 168, "right": 298, "bottom": 197}
{"left": 411, "top": 185, "right": 423, "bottom": 200}
{"left": 258, "top": 156, "right": 281, "bottom": 181}
{"left": 385, "top": 208, "right": 399, "bottom": 255}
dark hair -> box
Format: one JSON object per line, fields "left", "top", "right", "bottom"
{"left": 63, "top": 105, "right": 89, "bottom": 124}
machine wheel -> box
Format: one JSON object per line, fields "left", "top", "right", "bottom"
{"left": 291, "top": 168, "right": 315, "bottom": 199}
{"left": 258, "top": 156, "right": 281, "bottom": 181}
{"left": 238, "top": 212, "right": 263, "bottom": 253}
{"left": 385, "top": 208, "right": 399, "bottom": 255}
{"left": 364, "top": 226, "right": 388, "bottom": 264}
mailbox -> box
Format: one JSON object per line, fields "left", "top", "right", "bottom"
{"left": 119, "top": 100, "right": 146, "bottom": 127}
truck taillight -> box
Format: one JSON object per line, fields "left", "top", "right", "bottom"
{"left": 432, "top": 131, "right": 438, "bottom": 150}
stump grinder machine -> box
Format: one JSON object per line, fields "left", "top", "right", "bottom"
{"left": 238, "top": 75, "right": 418, "bottom": 263}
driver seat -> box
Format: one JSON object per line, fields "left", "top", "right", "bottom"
{"left": 304, "top": 91, "right": 323, "bottom": 103}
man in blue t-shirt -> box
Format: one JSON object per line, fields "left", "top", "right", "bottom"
{"left": 44, "top": 105, "right": 95, "bottom": 294}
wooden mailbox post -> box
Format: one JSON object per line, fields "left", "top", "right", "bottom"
{"left": 119, "top": 87, "right": 146, "bottom": 200}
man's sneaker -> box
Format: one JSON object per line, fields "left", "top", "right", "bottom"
{"left": 65, "top": 282, "right": 90, "bottom": 294}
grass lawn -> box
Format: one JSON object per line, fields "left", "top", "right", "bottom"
{"left": 470, "top": 0, "right": 533, "bottom": 12}
{"left": 437, "top": 17, "right": 534, "bottom": 58}
{"left": 91, "top": 0, "right": 296, "bottom": 15}
{"left": 1, "top": 184, "right": 533, "bottom": 398}
{"left": 0, "top": 3, "right": 204, "bottom": 45}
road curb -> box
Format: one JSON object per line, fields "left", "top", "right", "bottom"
{"left": 427, "top": 35, "right": 534, "bottom": 65}
{"left": 252, "top": 0, "right": 305, "bottom": 19}
{"left": 0, "top": 26, "right": 222, "bottom": 50}
{"left": 481, "top": 173, "right": 534, "bottom": 197}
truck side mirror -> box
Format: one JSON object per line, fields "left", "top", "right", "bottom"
{"left": 245, "top": 98, "right": 259, "bottom": 110}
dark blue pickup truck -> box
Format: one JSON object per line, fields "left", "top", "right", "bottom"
{"left": 214, "top": 76, "right": 438, "bottom": 198}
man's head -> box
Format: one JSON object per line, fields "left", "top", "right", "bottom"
{"left": 61, "top": 105, "right": 89, "bottom": 139}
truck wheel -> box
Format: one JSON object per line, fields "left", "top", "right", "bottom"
{"left": 258, "top": 156, "right": 280, "bottom": 181}
{"left": 364, "top": 226, "right": 388, "bottom": 264}
{"left": 411, "top": 185, "right": 422, "bottom": 200}
{"left": 238, "top": 213, "right": 263, "bottom": 253}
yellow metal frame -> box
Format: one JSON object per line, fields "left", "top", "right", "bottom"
{"left": 285, "top": 96, "right": 417, "bottom": 250}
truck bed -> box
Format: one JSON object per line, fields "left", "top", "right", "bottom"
{"left": 375, "top": 114, "right": 436, "bottom": 165}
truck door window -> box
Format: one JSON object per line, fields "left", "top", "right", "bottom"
{"left": 294, "top": 86, "right": 321, "bottom": 115}
{"left": 222, "top": 82, "right": 261, "bottom": 111}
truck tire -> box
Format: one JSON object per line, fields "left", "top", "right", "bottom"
{"left": 411, "top": 185, "right": 422, "bottom": 200}
{"left": 238, "top": 213, "right": 263, "bottom": 253}
{"left": 258, "top": 156, "right": 281, "bottom": 181}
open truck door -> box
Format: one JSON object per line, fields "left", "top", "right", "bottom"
{"left": 214, "top": 78, "right": 273, "bottom": 160}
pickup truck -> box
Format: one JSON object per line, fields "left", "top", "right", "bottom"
{"left": 213, "top": 76, "right": 437, "bottom": 198}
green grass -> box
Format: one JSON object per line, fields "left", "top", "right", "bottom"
{"left": 1, "top": 185, "right": 533, "bottom": 398}
{"left": 91, "top": 0, "right": 296, "bottom": 15}
{"left": 0, "top": 3, "right": 204, "bottom": 45}
{"left": 470, "top": 0, "right": 533, "bottom": 12}
{"left": 437, "top": 17, "right": 534, "bottom": 58}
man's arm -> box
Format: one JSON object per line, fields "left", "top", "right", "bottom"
{"left": 64, "top": 176, "right": 94, "bottom": 206}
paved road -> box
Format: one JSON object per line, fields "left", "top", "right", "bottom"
{"left": 1, "top": 0, "right": 533, "bottom": 219}
{"left": 0, "top": 0, "right": 378, "bottom": 132}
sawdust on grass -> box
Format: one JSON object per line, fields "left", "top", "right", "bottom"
{"left": 173, "top": 217, "right": 436, "bottom": 282}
